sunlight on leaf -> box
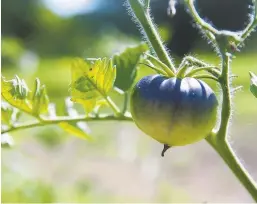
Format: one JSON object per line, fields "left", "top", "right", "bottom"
{"left": 1, "top": 101, "right": 21, "bottom": 126}
{"left": 249, "top": 71, "right": 257, "bottom": 98}
{"left": 59, "top": 97, "right": 92, "bottom": 141}
{"left": 70, "top": 58, "right": 116, "bottom": 113}
{"left": 113, "top": 43, "right": 148, "bottom": 91}
{"left": 93, "top": 99, "right": 109, "bottom": 115}
{"left": 1, "top": 133, "right": 14, "bottom": 148}
{"left": 59, "top": 122, "right": 92, "bottom": 140}
{"left": 1, "top": 76, "right": 32, "bottom": 113}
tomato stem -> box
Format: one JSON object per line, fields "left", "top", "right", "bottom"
{"left": 185, "top": 0, "right": 257, "bottom": 201}
{"left": 127, "top": 0, "right": 176, "bottom": 73}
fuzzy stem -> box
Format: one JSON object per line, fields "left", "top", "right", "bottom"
{"left": 185, "top": 0, "right": 219, "bottom": 35}
{"left": 128, "top": 0, "right": 176, "bottom": 73}
{"left": 185, "top": 66, "right": 220, "bottom": 77}
{"left": 207, "top": 138, "right": 257, "bottom": 201}
{"left": 185, "top": 0, "right": 257, "bottom": 200}
{"left": 145, "top": 53, "right": 175, "bottom": 76}
{"left": 217, "top": 53, "right": 232, "bottom": 141}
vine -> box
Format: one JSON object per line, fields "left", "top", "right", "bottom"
{"left": 1, "top": 0, "right": 257, "bottom": 201}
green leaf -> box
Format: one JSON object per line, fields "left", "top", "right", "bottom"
{"left": 59, "top": 98, "right": 92, "bottom": 140}
{"left": 113, "top": 43, "right": 148, "bottom": 92}
{"left": 70, "top": 58, "right": 116, "bottom": 113}
{"left": 31, "top": 78, "right": 50, "bottom": 115}
{"left": 1, "top": 75, "right": 32, "bottom": 113}
{"left": 249, "top": 71, "right": 257, "bottom": 98}
{"left": 1, "top": 101, "right": 21, "bottom": 126}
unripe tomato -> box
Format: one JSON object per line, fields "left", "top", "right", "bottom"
{"left": 130, "top": 75, "right": 218, "bottom": 147}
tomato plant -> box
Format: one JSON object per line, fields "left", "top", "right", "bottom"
{"left": 1, "top": 0, "right": 257, "bottom": 201}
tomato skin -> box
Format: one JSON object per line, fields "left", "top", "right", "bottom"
{"left": 130, "top": 75, "right": 218, "bottom": 146}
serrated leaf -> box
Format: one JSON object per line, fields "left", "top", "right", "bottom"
{"left": 1, "top": 101, "right": 21, "bottom": 126}
{"left": 1, "top": 75, "right": 32, "bottom": 113}
{"left": 59, "top": 97, "right": 92, "bottom": 141}
{"left": 113, "top": 43, "right": 148, "bottom": 91}
{"left": 32, "top": 78, "right": 50, "bottom": 115}
{"left": 249, "top": 71, "right": 257, "bottom": 98}
{"left": 70, "top": 58, "right": 116, "bottom": 113}
{"left": 1, "top": 133, "right": 14, "bottom": 148}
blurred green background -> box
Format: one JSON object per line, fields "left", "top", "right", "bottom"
{"left": 1, "top": 0, "right": 257, "bottom": 203}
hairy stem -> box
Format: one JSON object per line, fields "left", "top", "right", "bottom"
{"left": 128, "top": 0, "right": 176, "bottom": 73}
{"left": 185, "top": 0, "right": 257, "bottom": 200}
{"left": 207, "top": 138, "right": 257, "bottom": 201}
{"left": 217, "top": 53, "right": 232, "bottom": 141}
{"left": 185, "top": 0, "right": 219, "bottom": 35}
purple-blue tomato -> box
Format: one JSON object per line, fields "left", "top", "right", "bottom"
{"left": 130, "top": 75, "right": 218, "bottom": 147}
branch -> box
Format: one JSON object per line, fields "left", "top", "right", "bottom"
{"left": 185, "top": 0, "right": 257, "bottom": 201}
{"left": 185, "top": 0, "right": 219, "bottom": 35}
{"left": 2, "top": 114, "right": 134, "bottom": 134}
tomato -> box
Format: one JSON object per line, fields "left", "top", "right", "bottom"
{"left": 130, "top": 75, "right": 218, "bottom": 147}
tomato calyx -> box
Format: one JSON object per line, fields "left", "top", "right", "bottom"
{"left": 144, "top": 54, "right": 220, "bottom": 83}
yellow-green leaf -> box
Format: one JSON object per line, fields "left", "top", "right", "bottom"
{"left": 58, "top": 97, "right": 92, "bottom": 141}
{"left": 59, "top": 122, "right": 92, "bottom": 140}
{"left": 1, "top": 75, "right": 32, "bottom": 113}
{"left": 93, "top": 99, "right": 109, "bottom": 115}
{"left": 70, "top": 57, "right": 116, "bottom": 112}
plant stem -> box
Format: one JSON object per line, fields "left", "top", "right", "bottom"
{"left": 122, "top": 92, "right": 129, "bottom": 114}
{"left": 209, "top": 52, "right": 257, "bottom": 200}
{"left": 207, "top": 138, "right": 257, "bottom": 201}
{"left": 105, "top": 95, "right": 121, "bottom": 116}
{"left": 217, "top": 53, "right": 232, "bottom": 141}
{"left": 2, "top": 114, "right": 133, "bottom": 134}
{"left": 185, "top": 0, "right": 219, "bottom": 35}
{"left": 185, "top": 0, "right": 257, "bottom": 200}
{"left": 128, "top": 0, "right": 176, "bottom": 73}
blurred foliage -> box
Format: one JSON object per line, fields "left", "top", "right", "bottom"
{"left": 249, "top": 72, "right": 257, "bottom": 98}
{"left": 1, "top": 0, "right": 257, "bottom": 203}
